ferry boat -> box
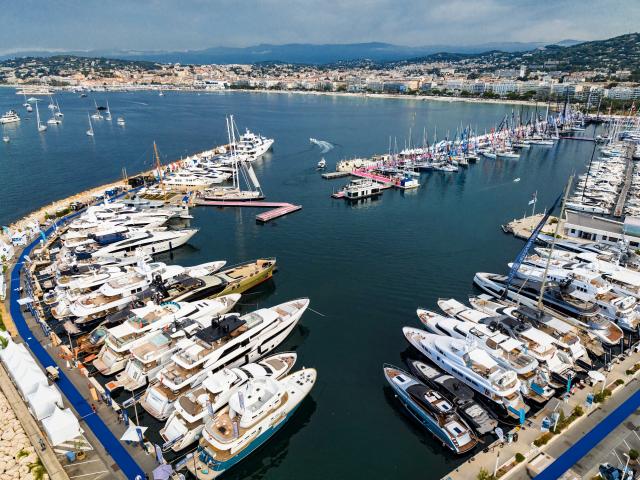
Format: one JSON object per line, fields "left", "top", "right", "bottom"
{"left": 384, "top": 365, "right": 478, "bottom": 454}
{"left": 187, "top": 368, "right": 316, "bottom": 479}
{"left": 340, "top": 179, "right": 383, "bottom": 201}
{"left": 407, "top": 360, "right": 497, "bottom": 435}
{"left": 0, "top": 110, "right": 20, "bottom": 124}
{"left": 139, "top": 298, "right": 308, "bottom": 420}
{"left": 159, "top": 352, "right": 297, "bottom": 452}
{"left": 403, "top": 328, "right": 529, "bottom": 419}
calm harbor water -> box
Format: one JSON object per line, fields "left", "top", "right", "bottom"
{"left": 0, "top": 88, "right": 597, "bottom": 479}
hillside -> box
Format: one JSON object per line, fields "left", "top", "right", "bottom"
{"left": 484, "top": 33, "right": 639, "bottom": 72}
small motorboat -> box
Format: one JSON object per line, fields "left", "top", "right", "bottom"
{"left": 317, "top": 158, "right": 327, "bottom": 170}
{"left": 514, "top": 178, "right": 521, "bottom": 182}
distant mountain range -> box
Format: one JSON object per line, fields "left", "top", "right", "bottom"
{"left": 0, "top": 40, "right": 587, "bottom": 65}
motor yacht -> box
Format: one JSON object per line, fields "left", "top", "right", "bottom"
{"left": 159, "top": 352, "right": 296, "bottom": 452}
{"left": 473, "top": 272, "right": 623, "bottom": 346}
{"left": 384, "top": 365, "right": 478, "bottom": 454}
{"left": 407, "top": 360, "right": 497, "bottom": 435}
{"left": 139, "top": 298, "right": 309, "bottom": 420}
{"left": 93, "top": 296, "right": 240, "bottom": 376}
{"left": 0, "top": 110, "right": 20, "bottom": 124}
{"left": 88, "top": 229, "right": 198, "bottom": 258}
{"left": 187, "top": 369, "right": 316, "bottom": 479}
{"left": 403, "top": 328, "right": 529, "bottom": 419}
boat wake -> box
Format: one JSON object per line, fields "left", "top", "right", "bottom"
{"left": 309, "top": 138, "right": 334, "bottom": 153}
{"left": 128, "top": 101, "right": 149, "bottom": 106}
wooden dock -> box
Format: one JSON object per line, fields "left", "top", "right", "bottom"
{"left": 256, "top": 204, "right": 302, "bottom": 223}
{"left": 196, "top": 200, "right": 302, "bottom": 223}
{"left": 321, "top": 171, "right": 351, "bottom": 179}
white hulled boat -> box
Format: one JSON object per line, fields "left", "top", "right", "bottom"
{"left": 159, "top": 352, "right": 296, "bottom": 452}
{"left": 187, "top": 368, "right": 316, "bottom": 479}
{"left": 139, "top": 298, "right": 309, "bottom": 420}
{"left": 403, "top": 327, "right": 529, "bottom": 418}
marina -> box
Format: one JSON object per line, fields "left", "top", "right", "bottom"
{"left": 1, "top": 88, "right": 640, "bottom": 480}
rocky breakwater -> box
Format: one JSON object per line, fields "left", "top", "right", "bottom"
{"left": 0, "top": 391, "right": 47, "bottom": 480}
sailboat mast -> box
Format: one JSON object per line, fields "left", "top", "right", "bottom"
{"left": 153, "top": 141, "right": 166, "bottom": 199}
{"left": 537, "top": 175, "right": 573, "bottom": 309}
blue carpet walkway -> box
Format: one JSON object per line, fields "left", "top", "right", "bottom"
{"left": 9, "top": 212, "right": 145, "bottom": 479}
{"left": 535, "top": 388, "right": 640, "bottom": 479}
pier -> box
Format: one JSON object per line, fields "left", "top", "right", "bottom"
{"left": 441, "top": 355, "right": 640, "bottom": 480}
{"left": 612, "top": 141, "right": 636, "bottom": 218}
{"left": 321, "top": 171, "right": 351, "bottom": 179}
{"left": 195, "top": 200, "right": 302, "bottom": 222}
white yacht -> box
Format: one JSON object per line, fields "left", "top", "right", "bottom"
{"left": 117, "top": 116, "right": 126, "bottom": 126}
{"left": 233, "top": 128, "right": 274, "bottom": 160}
{"left": 0, "top": 110, "right": 20, "bottom": 124}
{"left": 106, "top": 332, "right": 191, "bottom": 392}
{"left": 159, "top": 352, "right": 296, "bottom": 452}
{"left": 187, "top": 369, "right": 316, "bottom": 479}
{"left": 417, "top": 309, "right": 540, "bottom": 377}
{"left": 403, "top": 327, "right": 529, "bottom": 418}
{"left": 51, "top": 262, "right": 185, "bottom": 321}
{"left": 93, "top": 296, "right": 240, "bottom": 376}
{"left": 473, "top": 272, "right": 624, "bottom": 346}
{"left": 139, "top": 298, "right": 309, "bottom": 420}
{"left": 469, "top": 296, "right": 592, "bottom": 365}
{"left": 89, "top": 229, "right": 198, "bottom": 258}
{"left": 513, "top": 263, "right": 640, "bottom": 331}
{"left": 163, "top": 172, "right": 213, "bottom": 192}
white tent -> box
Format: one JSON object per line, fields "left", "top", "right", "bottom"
{"left": 27, "top": 384, "right": 63, "bottom": 420}
{"left": 42, "top": 408, "right": 82, "bottom": 446}
{"left": 13, "top": 362, "right": 48, "bottom": 398}
{"left": 120, "top": 422, "right": 148, "bottom": 442}
{"left": 0, "top": 341, "right": 30, "bottom": 370}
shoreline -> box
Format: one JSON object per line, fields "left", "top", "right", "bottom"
{"left": 0, "top": 82, "right": 555, "bottom": 108}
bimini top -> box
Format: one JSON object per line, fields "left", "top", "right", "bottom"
{"left": 195, "top": 315, "right": 246, "bottom": 344}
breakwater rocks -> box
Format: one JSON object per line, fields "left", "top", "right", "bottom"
{"left": 0, "top": 391, "right": 47, "bottom": 480}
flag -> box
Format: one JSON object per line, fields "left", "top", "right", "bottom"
{"left": 528, "top": 192, "right": 537, "bottom": 206}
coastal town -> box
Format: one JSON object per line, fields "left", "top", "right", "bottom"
{"left": 1, "top": 33, "right": 639, "bottom": 109}
{"left": 2, "top": 5, "right": 640, "bottom": 480}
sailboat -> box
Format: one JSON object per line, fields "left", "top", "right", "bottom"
{"left": 35, "top": 102, "right": 47, "bottom": 132}
{"left": 117, "top": 116, "right": 126, "bottom": 126}
{"left": 54, "top": 100, "right": 64, "bottom": 118}
{"left": 105, "top": 100, "right": 112, "bottom": 121}
{"left": 22, "top": 94, "right": 29, "bottom": 108}
{"left": 47, "top": 95, "right": 56, "bottom": 110}
{"left": 202, "top": 115, "right": 265, "bottom": 201}
{"left": 91, "top": 100, "right": 103, "bottom": 120}
{"left": 86, "top": 114, "right": 94, "bottom": 137}
{"left": 158, "top": 88, "right": 164, "bottom": 97}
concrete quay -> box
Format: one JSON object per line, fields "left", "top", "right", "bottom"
{"left": 442, "top": 352, "right": 640, "bottom": 480}
{"left": 501, "top": 213, "right": 561, "bottom": 240}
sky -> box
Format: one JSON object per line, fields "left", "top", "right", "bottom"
{"left": 0, "top": 0, "right": 638, "bottom": 54}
